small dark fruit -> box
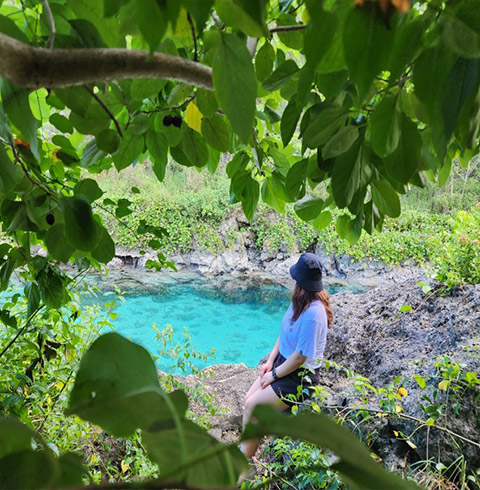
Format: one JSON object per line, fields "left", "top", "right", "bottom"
{"left": 46, "top": 213, "right": 55, "bottom": 225}
{"left": 163, "top": 115, "right": 173, "bottom": 127}
{"left": 171, "top": 115, "right": 182, "bottom": 128}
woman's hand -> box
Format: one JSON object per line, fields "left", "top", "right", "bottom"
{"left": 261, "top": 359, "right": 273, "bottom": 376}
{"left": 261, "top": 371, "right": 274, "bottom": 389}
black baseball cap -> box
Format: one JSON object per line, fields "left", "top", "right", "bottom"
{"left": 289, "top": 253, "right": 324, "bottom": 292}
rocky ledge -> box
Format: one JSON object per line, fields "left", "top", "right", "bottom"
{"left": 179, "top": 278, "right": 480, "bottom": 474}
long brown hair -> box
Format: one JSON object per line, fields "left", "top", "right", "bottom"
{"left": 291, "top": 283, "right": 334, "bottom": 326}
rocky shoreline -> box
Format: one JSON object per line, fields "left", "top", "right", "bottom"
{"left": 178, "top": 277, "right": 480, "bottom": 475}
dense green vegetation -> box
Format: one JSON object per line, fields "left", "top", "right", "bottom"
{"left": 0, "top": 0, "right": 479, "bottom": 488}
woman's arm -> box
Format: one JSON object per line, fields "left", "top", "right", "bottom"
{"left": 261, "top": 337, "right": 280, "bottom": 376}
{"left": 261, "top": 350, "right": 307, "bottom": 388}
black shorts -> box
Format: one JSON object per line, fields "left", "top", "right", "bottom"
{"left": 270, "top": 353, "right": 321, "bottom": 407}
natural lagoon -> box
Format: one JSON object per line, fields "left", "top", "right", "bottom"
{"left": 87, "top": 270, "right": 364, "bottom": 373}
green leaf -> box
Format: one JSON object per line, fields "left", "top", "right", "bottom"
{"left": 215, "top": 0, "right": 267, "bottom": 37}
{"left": 95, "top": 128, "right": 120, "bottom": 154}
{"left": 112, "top": 133, "right": 144, "bottom": 171}
{"left": 302, "top": 106, "right": 346, "bottom": 149}
{"left": 144, "top": 419, "right": 246, "bottom": 488}
{"left": 0, "top": 81, "right": 39, "bottom": 161}
{"left": 49, "top": 113, "right": 74, "bottom": 134}
{"left": 74, "top": 179, "right": 104, "bottom": 203}
{"left": 262, "top": 60, "right": 299, "bottom": 92}
{"left": 242, "top": 406, "right": 419, "bottom": 490}
{"left": 255, "top": 42, "right": 275, "bottom": 82}
{"left": 196, "top": 89, "right": 218, "bottom": 117}
{"left": 55, "top": 453, "right": 87, "bottom": 488}
{"left": 91, "top": 226, "right": 115, "bottom": 264}
{"left": 201, "top": 114, "right": 230, "bottom": 152}
{"left": 304, "top": 1, "right": 338, "bottom": 72}
{"left": 25, "top": 282, "right": 40, "bottom": 318}
{"left": 346, "top": 215, "right": 362, "bottom": 245}
{"left": 331, "top": 140, "right": 369, "bottom": 208}
{"left": 313, "top": 211, "right": 332, "bottom": 231}
{"left": 81, "top": 140, "right": 107, "bottom": 169}
{"left": 336, "top": 214, "right": 349, "bottom": 239}
{"left": 294, "top": 197, "right": 324, "bottom": 221}
{"left": 182, "top": 0, "right": 213, "bottom": 32}
{"left": 342, "top": 3, "right": 395, "bottom": 100}
{"left": 131, "top": 79, "right": 167, "bottom": 101}
{"left": 0, "top": 418, "right": 57, "bottom": 490}
{"left": 45, "top": 225, "right": 74, "bottom": 263}
{"left": 135, "top": 0, "right": 166, "bottom": 52}
{"left": 146, "top": 130, "right": 168, "bottom": 179}
{"left": 276, "top": 13, "right": 304, "bottom": 50}
{"left": 181, "top": 128, "right": 209, "bottom": 167}
{"left": 371, "top": 180, "right": 401, "bottom": 218}
{"left": 441, "top": 1, "right": 480, "bottom": 59}
{"left": 130, "top": 114, "right": 150, "bottom": 135}
{"left": 262, "top": 176, "right": 286, "bottom": 214}
{"left": 286, "top": 159, "right": 308, "bottom": 201}
{"left": 0, "top": 102, "right": 13, "bottom": 145}
{"left": 67, "top": 333, "right": 183, "bottom": 437}
{"left": 0, "top": 14, "right": 30, "bottom": 43}
{"left": 322, "top": 126, "right": 359, "bottom": 159}
{"left": 0, "top": 146, "right": 23, "bottom": 196}
{"left": 40, "top": 273, "right": 66, "bottom": 309}
{"left": 369, "top": 96, "right": 401, "bottom": 158}
{"left": 280, "top": 96, "right": 301, "bottom": 147}
{"left": 384, "top": 115, "right": 422, "bottom": 184}
{"left": 212, "top": 33, "right": 257, "bottom": 143}
{"left": 61, "top": 196, "right": 99, "bottom": 251}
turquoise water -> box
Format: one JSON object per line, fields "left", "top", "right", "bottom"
{"left": 91, "top": 273, "right": 362, "bottom": 373}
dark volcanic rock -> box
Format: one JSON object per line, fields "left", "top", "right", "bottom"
{"left": 183, "top": 278, "right": 480, "bottom": 474}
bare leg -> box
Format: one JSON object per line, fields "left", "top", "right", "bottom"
{"left": 244, "top": 375, "right": 262, "bottom": 404}
{"left": 242, "top": 385, "right": 289, "bottom": 459}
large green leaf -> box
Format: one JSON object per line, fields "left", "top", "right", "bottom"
{"left": 0, "top": 418, "right": 57, "bottom": 490}
{"left": 146, "top": 130, "right": 168, "bottom": 172}
{"left": 61, "top": 196, "right": 99, "bottom": 251}
{"left": 45, "top": 225, "right": 74, "bottom": 263}
{"left": 371, "top": 180, "right": 401, "bottom": 218}
{"left": 441, "top": 0, "right": 480, "bottom": 59}
{"left": 67, "top": 333, "right": 181, "bottom": 437}
{"left": 201, "top": 114, "right": 230, "bottom": 152}
{"left": 280, "top": 96, "right": 301, "bottom": 147}
{"left": 215, "top": 0, "right": 267, "bottom": 37}
{"left": 294, "top": 197, "right": 324, "bottom": 221}
{"left": 369, "top": 96, "right": 401, "bottom": 158}
{"left": 262, "top": 60, "right": 299, "bottom": 92}
{"left": 91, "top": 226, "right": 115, "bottom": 264}
{"left": 275, "top": 13, "right": 304, "bottom": 50}
{"left": 302, "top": 105, "right": 346, "bottom": 149}
{"left": 242, "top": 406, "right": 419, "bottom": 490}
{"left": 286, "top": 159, "right": 308, "bottom": 201}
{"left": 144, "top": 420, "right": 246, "bottom": 488}
{"left": 112, "top": 133, "right": 144, "bottom": 171}
{"left": 0, "top": 146, "right": 23, "bottom": 196}
{"left": 322, "top": 126, "right": 359, "bottom": 159}
{"left": 384, "top": 114, "right": 422, "bottom": 184}
{"left": 181, "top": 128, "right": 209, "bottom": 167}
{"left": 74, "top": 179, "right": 104, "bottom": 203}
{"left": 342, "top": 3, "right": 395, "bottom": 100}
{"left": 331, "top": 140, "right": 369, "bottom": 209}
{"left": 212, "top": 33, "right": 257, "bottom": 143}
{"left": 255, "top": 41, "right": 275, "bottom": 82}
{"left": 0, "top": 81, "right": 39, "bottom": 161}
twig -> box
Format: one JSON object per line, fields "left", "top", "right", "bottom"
{"left": 323, "top": 405, "right": 480, "bottom": 448}
{"left": 83, "top": 85, "right": 123, "bottom": 138}
{"left": 186, "top": 13, "right": 198, "bottom": 62}
{"left": 141, "top": 93, "right": 196, "bottom": 114}
{"left": 112, "top": 81, "right": 132, "bottom": 128}
{"left": 269, "top": 24, "right": 307, "bottom": 33}
{"left": 42, "top": 0, "right": 55, "bottom": 49}
{"left": 253, "top": 458, "right": 298, "bottom": 490}
{"left": 12, "top": 147, "right": 53, "bottom": 196}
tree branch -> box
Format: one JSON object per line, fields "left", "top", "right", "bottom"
{"left": 42, "top": 0, "right": 55, "bottom": 49}
{"left": 0, "top": 33, "right": 213, "bottom": 91}
{"left": 83, "top": 85, "right": 123, "bottom": 137}
{"left": 269, "top": 24, "right": 307, "bottom": 33}
{"left": 187, "top": 13, "right": 198, "bottom": 62}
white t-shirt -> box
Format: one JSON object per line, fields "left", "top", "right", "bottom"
{"left": 278, "top": 300, "right": 328, "bottom": 369}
